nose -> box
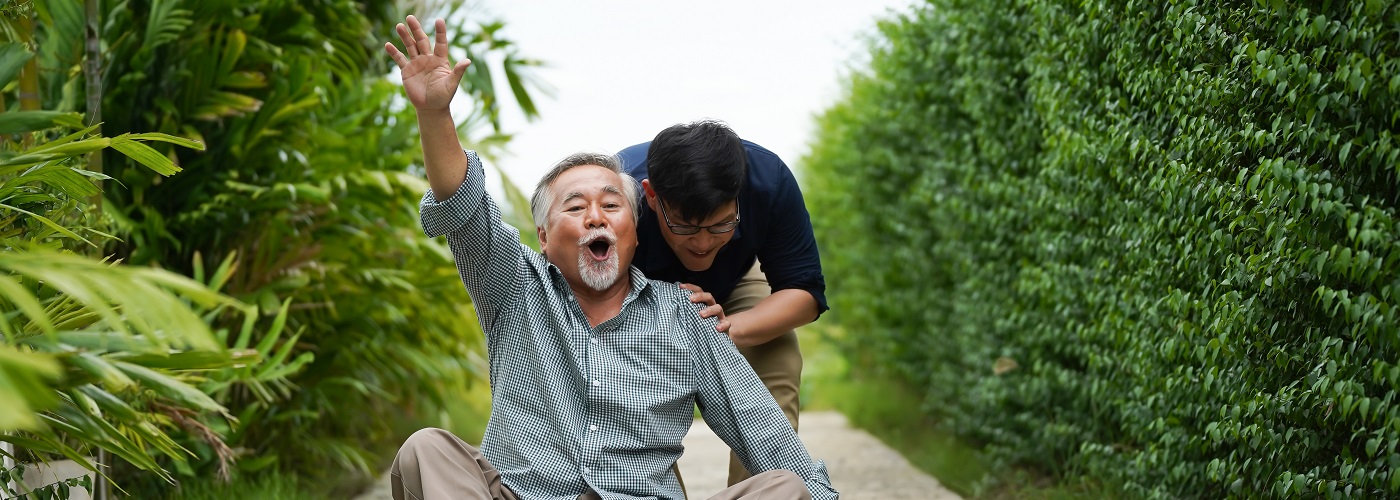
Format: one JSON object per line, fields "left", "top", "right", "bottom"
{"left": 688, "top": 231, "right": 718, "bottom": 248}
{"left": 585, "top": 203, "right": 607, "bottom": 228}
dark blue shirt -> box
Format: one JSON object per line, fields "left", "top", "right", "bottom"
{"left": 617, "top": 140, "right": 828, "bottom": 316}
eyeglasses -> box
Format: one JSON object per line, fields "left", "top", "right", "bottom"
{"left": 657, "top": 201, "right": 740, "bottom": 235}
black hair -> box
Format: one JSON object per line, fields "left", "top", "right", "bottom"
{"left": 645, "top": 120, "right": 747, "bottom": 222}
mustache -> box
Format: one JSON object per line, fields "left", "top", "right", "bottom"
{"left": 577, "top": 228, "right": 616, "bottom": 246}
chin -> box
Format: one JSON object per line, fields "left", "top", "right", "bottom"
{"left": 682, "top": 259, "right": 716, "bottom": 272}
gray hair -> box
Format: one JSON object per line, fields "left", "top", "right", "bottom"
{"left": 530, "top": 152, "right": 642, "bottom": 230}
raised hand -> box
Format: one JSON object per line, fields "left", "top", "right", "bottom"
{"left": 385, "top": 16, "right": 470, "bottom": 112}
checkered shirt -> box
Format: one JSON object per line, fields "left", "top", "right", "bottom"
{"left": 419, "top": 151, "right": 838, "bottom": 500}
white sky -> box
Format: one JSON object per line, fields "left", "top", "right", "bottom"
{"left": 448, "top": 0, "right": 913, "bottom": 194}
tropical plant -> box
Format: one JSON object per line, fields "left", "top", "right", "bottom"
{"left": 15, "top": 0, "right": 547, "bottom": 488}
{"left": 0, "top": 111, "right": 303, "bottom": 498}
{"left": 0, "top": 4, "right": 310, "bottom": 498}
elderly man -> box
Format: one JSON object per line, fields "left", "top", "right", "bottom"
{"left": 384, "top": 16, "right": 839, "bottom": 500}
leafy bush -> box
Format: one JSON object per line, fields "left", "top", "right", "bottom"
{"left": 60, "top": 0, "right": 536, "bottom": 486}
{"left": 0, "top": 97, "right": 301, "bottom": 500}
{"left": 806, "top": 0, "right": 1400, "bottom": 497}
{"left": 8, "top": 0, "right": 543, "bottom": 492}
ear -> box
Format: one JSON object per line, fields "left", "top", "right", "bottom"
{"left": 536, "top": 226, "right": 548, "bottom": 252}
{"left": 642, "top": 179, "right": 658, "bottom": 211}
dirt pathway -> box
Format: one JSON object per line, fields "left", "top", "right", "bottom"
{"left": 679, "top": 411, "right": 958, "bottom": 499}
{"left": 354, "top": 411, "right": 958, "bottom": 499}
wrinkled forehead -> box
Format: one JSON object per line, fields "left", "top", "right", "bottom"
{"left": 550, "top": 165, "right": 626, "bottom": 204}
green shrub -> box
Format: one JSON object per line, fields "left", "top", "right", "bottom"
{"left": 80, "top": 1, "right": 535, "bottom": 486}
{"left": 0, "top": 78, "right": 302, "bottom": 500}
{"left": 8, "top": 0, "right": 542, "bottom": 490}
{"left": 806, "top": 0, "right": 1400, "bottom": 497}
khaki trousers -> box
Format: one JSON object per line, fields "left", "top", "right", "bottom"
{"left": 391, "top": 427, "right": 812, "bottom": 500}
{"left": 721, "top": 262, "right": 804, "bottom": 486}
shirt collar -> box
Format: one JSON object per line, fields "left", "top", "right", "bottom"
{"left": 544, "top": 257, "right": 653, "bottom": 307}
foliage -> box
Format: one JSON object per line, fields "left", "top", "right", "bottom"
{"left": 806, "top": 0, "right": 1400, "bottom": 497}
{"left": 1, "top": 462, "right": 93, "bottom": 500}
{"left": 0, "top": 59, "right": 301, "bottom": 500}
{"left": 0, "top": 2, "right": 421, "bottom": 497}
{"left": 7, "top": 0, "right": 543, "bottom": 488}
{"left": 156, "top": 470, "right": 320, "bottom": 500}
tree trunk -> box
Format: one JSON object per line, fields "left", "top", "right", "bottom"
{"left": 16, "top": 12, "right": 39, "bottom": 148}
{"left": 86, "top": 0, "right": 104, "bottom": 207}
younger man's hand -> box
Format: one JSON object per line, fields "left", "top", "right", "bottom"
{"left": 681, "top": 283, "right": 730, "bottom": 334}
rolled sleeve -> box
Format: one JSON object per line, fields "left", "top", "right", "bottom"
{"left": 420, "top": 150, "right": 491, "bottom": 238}
{"left": 417, "top": 150, "right": 527, "bottom": 330}
{"left": 758, "top": 165, "right": 829, "bottom": 316}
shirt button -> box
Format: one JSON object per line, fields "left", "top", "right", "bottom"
{"left": 592, "top": 380, "right": 600, "bottom": 386}
{"left": 589, "top": 425, "right": 598, "bottom": 431}
{"left": 582, "top": 466, "right": 591, "bottom": 475}
{"left": 590, "top": 337, "right": 598, "bottom": 344}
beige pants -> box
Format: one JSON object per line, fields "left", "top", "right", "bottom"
{"left": 721, "top": 262, "right": 803, "bottom": 486}
{"left": 391, "top": 427, "right": 811, "bottom": 500}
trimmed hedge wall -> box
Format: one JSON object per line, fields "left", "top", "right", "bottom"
{"left": 805, "top": 0, "right": 1400, "bottom": 497}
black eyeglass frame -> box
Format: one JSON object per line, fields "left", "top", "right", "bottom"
{"left": 656, "top": 200, "right": 740, "bottom": 235}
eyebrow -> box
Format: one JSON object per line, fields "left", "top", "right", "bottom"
{"left": 560, "top": 186, "right": 624, "bottom": 205}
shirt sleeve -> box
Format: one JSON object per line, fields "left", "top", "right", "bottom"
{"left": 687, "top": 304, "right": 839, "bottom": 499}
{"left": 418, "top": 150, "right": 527, "bottom": 333}
{"left": 755, "top": 162, "right": 829, "bottom": 316}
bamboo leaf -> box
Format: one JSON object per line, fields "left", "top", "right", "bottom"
{"left": 0, "top": 274, "right": 55, "bottom": 334}
{"left": 0, "top": 203, "right": 96, "bottom": 247}
{"left": 0, "top": 111, "right": 85, "bottom": 136}
{"left": 112, "top": 361, "right": 225, "bottom": 414}
{"left": 10, "top": 164, "right": 100, "bottom": 199}
{"left": 207, "top": 251, "right": 238, "bottom": 293}
{"left": 0, "top": 345, "right": 62, "bottom": 431}
{"left": 0, "top": 42, "right": 34, "bottom": 86}
{"left": 221, "top": 70, "right": 267, "bottom": 89}
{"left": 0, "top": 434, "right": 95, "bottom": 472}
{"left": 123, "top": 132, "right": 206, "bottom": 151}
{"left": 0, "top": 137, "right": 111, "bottom": 174}
{"left": 217, "top": 28, "right": 247, "bottom": 80}
{"left": 256, "top": 329, "right": 303, "bottom": 379}
{"left": 21, "top": 124, "right": 101, "bottom": 154}
{"left": 108, "top": 135, "right": 181, "bottom": 176}
{"left": 66, "top": 352, "right": 135, "bottom": 389}
{"left": 112, "top": 350, "right": 235, "bottom": 370}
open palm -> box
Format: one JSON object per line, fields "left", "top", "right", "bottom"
{"left": 385, "top": 16, "right": 470, "bottom": 112}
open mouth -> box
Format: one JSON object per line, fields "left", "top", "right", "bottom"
{"left": 590, "top": 238, "right": 613, "bottom": 257}
{"left": 586, "top": 238, "right": 613, "bottom": 261}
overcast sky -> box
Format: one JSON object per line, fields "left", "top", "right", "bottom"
{"left": 441, "top": 0, "right": 913, "bottom": 194}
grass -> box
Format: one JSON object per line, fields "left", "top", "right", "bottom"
{"left": 798, "top": 324, "right": 1113, "bottom": 499}
{"left": 158, "top": 471, "right": 321, "bottom": 500}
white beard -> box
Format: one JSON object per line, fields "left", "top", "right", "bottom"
{"left": 577, "top": 228, "right": 620, "bottom": 291}
{"left": 578, "top": 250, "right": 620, "bottom": 291}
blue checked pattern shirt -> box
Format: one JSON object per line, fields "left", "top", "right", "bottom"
{"left": 420, "top": 151, "right": 838, "bottom": 500}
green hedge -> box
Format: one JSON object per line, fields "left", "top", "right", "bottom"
{"left": 805, "top": 0, "right": 1400, "bottom": 497}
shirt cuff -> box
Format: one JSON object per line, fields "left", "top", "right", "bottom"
{"left": 805, "top": 459, "right": 840, "bottom": 500}
{"left": 419, "top": 150, "right": 486, "bottom": 238}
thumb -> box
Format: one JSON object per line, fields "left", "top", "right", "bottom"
{"left": 451, "top": 59, "right": 471, "bottom": 83}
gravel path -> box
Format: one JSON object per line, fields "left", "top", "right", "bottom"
{"left": 679, "top": 411, "right": 958, "bottom": 500}
{"left": 353, "top": 411, "right": 957, "bottom": 499}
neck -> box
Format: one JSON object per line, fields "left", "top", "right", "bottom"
{"left": 571, "top": 272, "right": 631, "bottom": 327}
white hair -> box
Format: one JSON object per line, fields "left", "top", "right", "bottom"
{"left": 529, "top": 152, "right": 642, "bottom": 230}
